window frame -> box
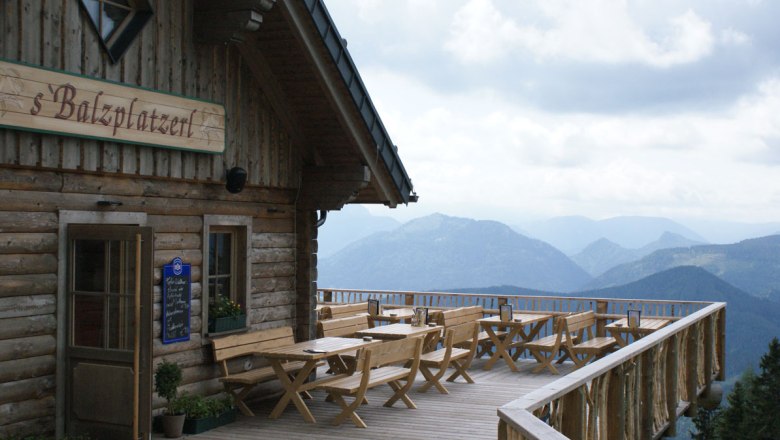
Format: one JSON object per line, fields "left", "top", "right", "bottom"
{"left": 203, "top": 215, "right": 252, "bottom": 338}
{"left": 78, "top": 0, "right": 154, "bottom": 63}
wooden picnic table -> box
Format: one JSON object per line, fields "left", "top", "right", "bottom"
{"left": 368, "top": 308, "right": 416, "bottom": 326}
{"left": 256, "top": 337, "right": 381, "bottom": 423}
{"left": 356, "top": 323, "right": 442, "bottom": 352}
{"left": 606, "top": 317, "right": 670, "bottom": 347}
{"left": 478, "top": 313, "right": 553, "bottom": 372}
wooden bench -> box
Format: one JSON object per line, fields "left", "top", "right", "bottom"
{"left": 431, "top": 305, "right": 504, "bottom": 357}
{"left": 211, "top": 327, "right": 312, "bottom": 416}
{"left": 316, "top": 337, "right": 423, "bottom": 428}
{"left": 563, "top": 311, "right": 618, "bottom": 369}
{"left": 319, "top": 302, "right": 369, "bottom": 320}
{"left": 525, "top": 311, "right": 616, "bottom": 374}
{"left": 316, "top": 314, "right": 370, "bottom": 338}
{"left": 417, "top": 322, "right": 479, "bottom": 394}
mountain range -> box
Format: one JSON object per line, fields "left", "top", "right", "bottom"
{"left": 514, "top": 216, "right": 707, "bottom": 255}
{"left": 585, "top": 235, "right": 780, "bottom": 299}
{"left": 317, "top": 205, "right": 400, "bottom": 258}
{"left": 319, "top": 213, "right": 592, "bottom": 292}
{"left": 571, "top": 232, "right": 704, "bottom": 277}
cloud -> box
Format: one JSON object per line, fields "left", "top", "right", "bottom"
{"left": 720, "top": 27, "right": 751, "bottom": 46}
{"left": 445, "top": 0, "right": 714, "bottom": 68}
{"left": 360, "top": 66, "right": 780, "bottom": 223}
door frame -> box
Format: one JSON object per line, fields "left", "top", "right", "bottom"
{"left": 56, "top": 211, "right": 150, "bottom": 439}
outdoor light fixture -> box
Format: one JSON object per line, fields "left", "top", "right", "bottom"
{"left": 96, "top": 200, "right": 123, "bottom": 207}
{"left": 225, "top": 167, "right": 247, "bottom": 194}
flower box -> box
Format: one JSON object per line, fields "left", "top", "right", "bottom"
{"left": 182, "top": 409, "right": 237, "bottom": 434}
{"left": 208, "top": 314, "right": 246, "bottom": 333}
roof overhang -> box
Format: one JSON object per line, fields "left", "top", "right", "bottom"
{"left": 194, "top": 0, "right": 416, "bottom": 210}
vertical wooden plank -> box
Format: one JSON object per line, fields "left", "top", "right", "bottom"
{"left": 60, "top": 0, "right": 80, "bottom": 170}
{"left": 269, "top": 116, "right": 278, "bottom": 187}
{"left": 247, "top": 74, "right": 261, "bottom": 185}
{"left": 261, "top": 94, "right": 270, "bottom": 185}
{"left": 211, "top": 45, "right": 229, "bottom": 180}
{"left": 19, "top": 0, "right": 41, "bottom": 167}
{"left": 665, "top": 335, "right": 679, "bottom": 437}
{"left": 685, "top": 324, "right": 699, "bottom": 417}
{"left": 236, "top": 61, "right": 250, "bottom": 179}
{"left": 195, "top": 46, "right": 213, "bottom": 181}
{"left": 153, "top": 0, "right": 170, "bottom": 178}
{"left": 101, "top": 42, "right": 122, "bottom": 174}
{"left": 181, "top": 0, "right": 197, "bottom": 180}
{"left": 81, "top": 3, "right": 102, "bottom": 172}
{"left": 703, "top": 315, "right": 713, "bottom": 389}
{"left": 168, "top": 0, "right": 183, "bottom": 179}
{"left": 119, "top": 22, "right": 141, "bottom": 175}
{"left": 40, "top": 0, "right": 63, "bottom": 169}
{"left": 607, "top": 364, "right": 626, "bottom": 440}
{"left": 137, "top": 0, "right": 157, "bottom": 176}
{"left": 561, "top": 388, "right": 584, "bottom": 439}
{"left": 1, "top": 0, "right": 20, "bottom": 166}
{"left": 716, "top": 309, "right": 726, "bottom": 381}
{"left": 640, "top": 348, "right": 655, "bottom": 440}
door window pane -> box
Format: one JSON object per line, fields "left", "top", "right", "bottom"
{"left": 107, "top": 295, "right": 134, "bottom": 350}
{"left": 74, "top": 240, "right": 106, "bottom": 292}
{"left": 73, "top": 294, "right": 104, "bottom": 348}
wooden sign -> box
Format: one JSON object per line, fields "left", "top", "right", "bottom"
{"left": 0, "top": 59, "right": 225, "bottom": 153}
{"left": 162, "top": 257, "right": 191, "bottom": 344}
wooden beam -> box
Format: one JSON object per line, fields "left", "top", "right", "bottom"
{"left": 194, "top": 0, "right": 275, "bottom": 44}
{"left": 607, "top": 364, "right": 625, "bottom": 440}
{"left": 665, "top": 334, "right": 679, "bottom": 437}
{"left": 298, "top": 165, "right": 370, "bottom": 210}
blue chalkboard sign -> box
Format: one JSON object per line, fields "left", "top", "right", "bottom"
{"left": 162, "top": 257, "right": 191, "bottom": 344}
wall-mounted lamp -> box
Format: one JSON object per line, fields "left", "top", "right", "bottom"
{"left": 225, "top": 167, "right": 247, "bottom": 194}
{"left": 97, "top": 200, "right": 123, "bottom": 207}
{"left": 408, "top": 192, "right": 419, "bottom": 203}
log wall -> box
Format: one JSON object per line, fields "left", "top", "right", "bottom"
{"left": 0, "top": 169, "right": 306, "bottom": 438}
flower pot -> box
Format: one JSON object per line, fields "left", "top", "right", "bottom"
{"left": 162, "top": 413, "right": 185, "bottom": 438}
{"left": 208, "top": 314, "right": 246, "bottom": 333}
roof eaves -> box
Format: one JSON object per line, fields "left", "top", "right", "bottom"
{"left": 300, "top": 0, "right": 415, "bottom": 205}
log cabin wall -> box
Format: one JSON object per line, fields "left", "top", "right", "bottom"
{"left": 0, "top": 1, "right": 318, "bottom": 437}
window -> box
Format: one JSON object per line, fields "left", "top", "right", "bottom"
{"left": 203, "top": 216, "right": 251, "bottom": 336}
{"left": 79, "top": 0, "right": 153, "bottom": 63}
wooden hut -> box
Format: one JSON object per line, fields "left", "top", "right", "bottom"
{"left": 0, "top": 1, "right": 415, "bottom": 438}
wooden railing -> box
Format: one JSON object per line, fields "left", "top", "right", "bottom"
{"left": 317, "top": 288, "right": 726, "bottom": 440}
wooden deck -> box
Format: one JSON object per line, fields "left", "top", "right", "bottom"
{"left": 169, "top": 358, "right": 574, "bottom": 440}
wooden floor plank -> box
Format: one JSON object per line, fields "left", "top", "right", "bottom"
{"left": 154, "top": 358, "right": 574, "bottom": 440}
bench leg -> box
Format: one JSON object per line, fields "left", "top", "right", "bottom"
{"left": 225, "top": 385, "right": 255, "bottom": 417}
{"left": 446, "top": 360, "right": 475, "bottom": 384}
{"left": 386, "top": 380, "right": 416, "bottom": 409}
{"left": 331, "top": 393, "right": 367, "bottom": 428}
{"left": 528, "top": 349, "right": 560, "bottom": 375}
{"left": 417, "top": 364, "right": 449, "bottom": 394}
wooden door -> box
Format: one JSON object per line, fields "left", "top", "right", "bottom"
{"left": 66, "top": 225, "right": 153, "bottom": 440}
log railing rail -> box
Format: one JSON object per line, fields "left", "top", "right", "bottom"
{"left": 316, "top": 289, "right": 726, "bottom": 440}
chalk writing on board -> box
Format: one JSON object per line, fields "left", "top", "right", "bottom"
{"left": 162, "top": 257, "right": 191, "bottom": 344}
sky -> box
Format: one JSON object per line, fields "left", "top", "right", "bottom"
{"left": 324, "top": 0, "right": 780, "bottom": 225}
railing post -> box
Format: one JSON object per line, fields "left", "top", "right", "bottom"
{"left": 703, "top": 315, "right": 714, "bottom": 393}
{"left": 664, "top": 335, "right": 678, "bottom": 437}
{"left": 641, "top": 347, "right": 656, "bottom": 440}
{"left": 405, "top": 292, "right": 414, "bottom": 307}
{"left": 685, "top": 323, "right": 699, "bottom": 416}
{"left": 607, "top": 363, "right": 625, "bottom": 440}
{"left": 561, "top": 387, "right": 585, "bottom": 439}
{"left": 596, "top": 300, "right": 608, "bottom": 337}
{"left": 717, "top": 309, "right": 726, "bottom": 381}
{"left": 323, "top": 289, "right": 333, "bottom": 303}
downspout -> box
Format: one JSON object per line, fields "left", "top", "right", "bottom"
{"left": 316, "top": 210, "right": 328, "bottom": 228}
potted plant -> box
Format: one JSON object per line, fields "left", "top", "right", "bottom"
{"left": 174, "top": 393, "right": 236, "bottom": 434}
{"left": 154, "top": 361, "right": 185, "bottom": 438}
{"left": 208, "top": 294, "right": 245, "bottom": 333}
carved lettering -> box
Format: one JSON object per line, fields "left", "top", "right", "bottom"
{"left": 53, "top": 84, "right": 76, "bottom": 119}
{"left": 30, "top": 93, "right": 43, "bottom": 115}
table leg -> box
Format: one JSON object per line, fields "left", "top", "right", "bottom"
{"left": 269, "top": 359, "right": 319, "bottom": 422}
{"left": 483, "top": 325, "right": 520, "bottom": 372}
{"left": 609, "top": 330, "right": 628, "bottom": 347}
